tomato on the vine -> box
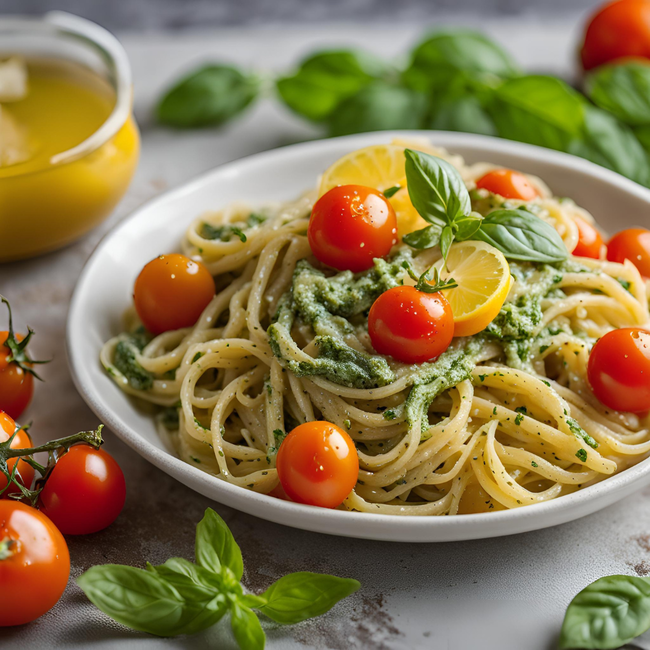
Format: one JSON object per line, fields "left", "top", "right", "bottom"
{"left": 276, "top": 421, "right": 359, "bottom": 508}
{"left": 0, "top": 500, "right": 70, "bottom": 626}
{"left": 572, "top": 216, "right": 604, "bottom": 259}
{"left": 368, "top": 285, "right": 454, "bottom": 364}
{"left": 308, "top": 185, "right": 398, "bottom": 273}
{"left": 606, "top": 228, "right": 650, "bottom": 277}
{"left": 134, "top": 253, "right": 215, "bottom": 335}
{"left": 0, "top": 411, "right": 34, "bottom": 497}
{"left": 475, "top": 169, "right": 539, "bottom": 201}
{"left": 581, "top": 0, "right": 650, "bottom": 70}
{"left": 39, "top": 444, "right": 126, "bottom": 535}
{"left": 587, "top": 327, "right": 650, "bottom": 413}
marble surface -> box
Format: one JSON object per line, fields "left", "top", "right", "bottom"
{"left": 3, "top": 20, "right": 650, "bottom": 650}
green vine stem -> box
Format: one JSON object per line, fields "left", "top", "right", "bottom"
{"left": 0, "top": 425, "right": 104, "bottom": 503}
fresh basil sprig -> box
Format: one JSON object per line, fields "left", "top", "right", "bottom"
{"left": 402, "top": 149, "right": 568, "bottom": 264}
{"left": 77, "top": 509, "right": 360, "bottom": 649}
{"left": 157, "top": 65, "right": 260, "bottom": 128}
{"left": 560, "top": 574, "right": 650, "bottom": 650}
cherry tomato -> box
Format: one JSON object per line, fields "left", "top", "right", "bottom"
{"left": 39, "top": 445, "right": 126, "bottom": 535}
{"left": 276, "top": 421, "right": 359, "bottom": 508}
{"left": 0, "top": 500, "right": 70, "bottom": 626}
{"left": 572, "top": 216, "right": 604, "bottom": 259}
{"left": 0, "top": 332, "right": 33, "bottom": 420}
{"left": 587, "top": 327, "right": 650, "bottom": 412}
{"left": 0, "top": 411, "right": 34, "bottom": 497}
{"left": 368, "top": 286, "right": 454, "bottom": 364}
{"left": 475, "top": 169, "right": 539, "bottom": 201}
{"left": 308, "top": 185, "right": 398, "bottom": 273}
{"left": 581, "top": 0, "right": 650, "bottom": 70}
{"left": 134, "top": 253, "right": 215, "bottom": 335}
{"left": 606, "top": 228, "right": 650, "bottom": 277}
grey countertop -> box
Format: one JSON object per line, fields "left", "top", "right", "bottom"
{"left": 3, "top": 20, "right": 650, "bottom": 650}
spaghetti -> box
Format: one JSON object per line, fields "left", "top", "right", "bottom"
{"left": 101, "top": 142, "right": 650, "bottom": 515}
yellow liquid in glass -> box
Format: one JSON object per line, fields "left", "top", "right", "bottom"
{"left": 0, "top": 58, "right": 140, "bottom": 261}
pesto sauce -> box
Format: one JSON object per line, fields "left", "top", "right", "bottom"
{"left": 268, "top": 254, "right": 410, "bottom": 388}
{"left": 113, "top": 328, "right": 154, "bottom": 391}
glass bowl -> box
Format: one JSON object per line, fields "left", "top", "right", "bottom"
{"left": 0, "top": 11, "right": 140, "bottom": 261}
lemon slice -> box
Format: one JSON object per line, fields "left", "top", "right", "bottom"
{"left": 318, "top": 143, "right": 428, "bottom": 235}
{"left": 435, "top": 241, "right": 512, "bottom": 338}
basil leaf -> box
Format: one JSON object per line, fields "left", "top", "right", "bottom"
{"left": 568, "top": 104, "right": 650, "bottom": 187}
{"left": 439, "top": 225, "right": 454, "bottom": 263}
{"left": 157, "top": 65, "right": 260, "bottom": 129}
{"left": 258, "top": 572, "right": 360, "bottom": 625}
{"left": 560, "top": 575, "right": 650, "bottom": 650}
{"left": 454, "top": 213, "right": 482, "bottom": 241}
{"left": 634, "top": 124, "right": 650, "bottom": 154}
{"left": 147, "top": 557, "right": 224, "bottom": 593}
{"left": 489, "top": 75, "right": 585, "bottom": 151}
{"left": 403, "top": 30, "right": 519, "bottom": 94}
{"left": 231, "top": 601, "right": 265, "bottom": 650}
{"left": 327, "top": 84, "right": 427, "bottom": 137}
{"left": 430, "top": 95, "right": 497, "bottom": 137}
{"left": 276, "top": 50, "right": 387, "bottom": 122}
{"left": 402, "top": 224, "right": 442, "bottom": 249}
{"left": 404, "top": 149, "right": 471, "bottom": 227}
{"left": 475, "top": 209, "right": 568, "bottom": 263}
{"left": 586, "top": 61, "right": 650, "bottom": 126}
{"left": 195, "top": 509, "right": 244, "bottom": 580}
{"left": 77, "top": 565, "right": 223, "bottom": 636}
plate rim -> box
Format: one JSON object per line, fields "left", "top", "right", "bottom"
{"left": 67, "top": 129, "right": 650, "bottom": 542}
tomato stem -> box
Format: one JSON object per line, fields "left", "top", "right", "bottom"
{"left": 1, "top": 425, "right": 104, "bottom": 461}
{"left": 1, "top": 296, "right": 50, "bottom": 380}
{"left": 401, "top": 261, "right": 458, "bottom": 294}
{"left": 0, "top": 426, "right": 104, "bottom": 505}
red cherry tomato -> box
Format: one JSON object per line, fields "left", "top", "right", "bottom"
{"left": 39, "top": 445, "right": 126, "bottom": 535}
{"left": 308, "top": 185, "right": 398, "bottom": 272}
{"left": 581, "top": 0, "right": 650, "bottom": 70}
{"left": 276, "top": 421, "right": 359, "bottom": 508}
{"left": 134, "top": 253, "right": 215, "bottom": 335}
{"left": 0, "top": 332, "right": 34, "bottom": 420}
{"left": 475, "top": 169, "right": 539, "bottom": 201}
{"left": 368, "top": 286, "right": 454, "bottom": 364}
{"left": 606, "top": 228, "right": 650, "bottom": 277}
{"left": 0, "top": 500, "right": 70, "bottom": 626}
{"left": 572, "top": 216, "right": 604, "bottom": 259}
{"left": 587, "top": 327, "right": 650, "bottom": 412}
{"left": 0, "top": 411, "right": 34, "bottom": 497}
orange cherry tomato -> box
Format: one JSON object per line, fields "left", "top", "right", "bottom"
{"left": 606, "top": 228, "right": 650, "bottom": 277}
{"left": 572, "top": 216, "right": 604, "bottom": 259}
{"left": 133, "top": 253, "right": 215, "bottom": 335}
{"left": 39, "top": 445, "right": 126, "bottom": 535}
{"left": 0, "top": 500, "right": 70, "bottom": 626}
{"left": 475, "top": 169, "right": 539, "bottom": 201}
{"left": 581, "top": 0, "right": 650, "bottom": 70}
{"left": 0, "top": 411, "right": 34, "bottom": 497}
{"left": 0, "top": 332, "right": 34, "bottom": 420}
{"left": 308, "top": 185, "right": 398, "bottom": 273}
{"left": 368, "top": 286, "right": 454, "bottom": 364}
{"left": 276, "top": 421, "right": 359, "bottom": 508}
{"left": 587, "top": 328, "right": 650, "bottom": 412}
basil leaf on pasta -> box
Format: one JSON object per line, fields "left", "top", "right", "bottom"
{"left": 404, "top": 148, "right": 471, "bottom": 226}
{"left": 195, "top": 508, "right": 244, "bottom": 580}
{"left": 560, "top": 575, "right": 650, "bottom": 650}
{"left": 473, "top": 208, "right": 568, "bottom": 263}
{"left": 402, "top": 224, "right": 443, "bottom": 249}
{"left": 258, "top": 572, "right": 361, "bottom": 625}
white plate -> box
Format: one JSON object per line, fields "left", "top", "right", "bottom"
{"left": 67, "top": 131, "right": 650, "bottom": 542}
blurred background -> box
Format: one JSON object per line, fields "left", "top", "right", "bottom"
{"left": 0, "top": 0, "right": 606, "bottom": 29}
